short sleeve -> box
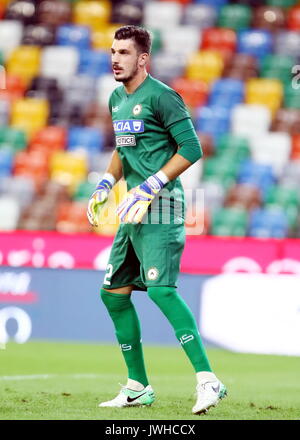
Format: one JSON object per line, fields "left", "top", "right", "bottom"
{"left": 157, "top": 90, "right": 190, "bottom": 129}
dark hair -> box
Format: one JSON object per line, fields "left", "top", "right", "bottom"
{"left": 114, "top": 25, "right": 152, "bottom": 54}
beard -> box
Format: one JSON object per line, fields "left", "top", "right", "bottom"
{"left": 114, "top": 61, "right": 139, "bottom": 84}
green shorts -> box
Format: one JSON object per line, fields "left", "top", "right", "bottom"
{"left": 102, "top": 221, "right": 186, "bottom": 291}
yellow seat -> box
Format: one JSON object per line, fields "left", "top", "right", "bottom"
{"left": 245, "top": 78, "right": 283, "bottom": 114}
{"left": 92, "top": 24, "right": 123, "bottom": 50}
{"left": 50, "top": 151, "right": 88, "bottom": 191}
{"left": 11, "top": 98, "right": 49, "bottom": 137}
{"left": 186, "top": 50, "right": 224, "bottom": 83}
{"left": 7, "top": 46, "right": 41, "bottom": 85}
{"left": 73, "top": 0, "right": 111, "bottom": 31}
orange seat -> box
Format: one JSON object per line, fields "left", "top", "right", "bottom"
{"left": 30, "top": 126, "right": 67, "bottom": 151}
{"left": 202, "top": 28, "right": 237, "bottom": 55}
{"left": 287, "top": 6, "right": 300, "bottom": 30}
{"left": 56, "top": 201, "right": 91, "bottom": 233}
{"left": 170, "top": 77, "right": 209, "bottom": 108}
{"left": 291, "top": 134, "right": 300, "bottom": 159}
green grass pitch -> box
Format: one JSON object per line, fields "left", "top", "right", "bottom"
{"left": 0, "top": 341, "right": 299, "bottom": 420}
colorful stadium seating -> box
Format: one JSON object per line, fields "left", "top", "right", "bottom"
{"left": 0, "top": 0, "right": 299, "bottom": 237}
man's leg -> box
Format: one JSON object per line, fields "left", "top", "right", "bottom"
{"left": 99, "top": 286, "right": 155, "bottom": 407}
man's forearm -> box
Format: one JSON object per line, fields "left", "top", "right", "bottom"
{"left": 160, "top": 153, "right": 194, "bottom": 181}
{"left": 105, "top": 150, "right": 123, "bottom": 184}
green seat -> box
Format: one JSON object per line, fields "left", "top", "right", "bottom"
{"left": 260, "top": 55, "right": 295, "bottom": 86}
{"left": 266, "top": 0, "right": 297, "bottom": 7}
{"left": 74, "top": 181, "right": 95, "bottom": 201}
{"left": 284, "top": 84, "right": 300, "bottom": 109}
{"left": 203, "top": 156, "right": 239, "bottom": 189}
{"left": 211, "top": 207, "right": 248, "bottom": 237}
{"left": 264, "top": 186, "right": 300, "bottom": 227}
{"left": 0, "top": 127, "right": 27, "bottom": 152}
{"left": 147, "top": 28, "right": 161, "bottom": 54}
{"left": 218, "top": 4, "right": 252, "bottom": 31}
{"left": 216, "top": 134, "right": 250, "bottom": 162}
{"left": 0, "top": 50, "right": 4, "bottom": 66}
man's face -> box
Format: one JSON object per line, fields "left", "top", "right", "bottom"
{"left": 111, "top": 38, "right": 140, "bottom": 83}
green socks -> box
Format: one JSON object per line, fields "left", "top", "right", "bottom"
{"left": 148, "top": 286, "right": 212, "bottom": 373}
{"left": 100, "top": 288, "right": 149, "bottom": 387}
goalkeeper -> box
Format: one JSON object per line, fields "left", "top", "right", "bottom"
{"left": 87, "top": 25, "right": 227, "bottom": 415}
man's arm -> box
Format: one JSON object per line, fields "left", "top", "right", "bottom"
{"left": 104, "top": 149, "right": 123, "bottom": 183}
{"left": 160, "top": 153, "right": 193, "bottom": 181}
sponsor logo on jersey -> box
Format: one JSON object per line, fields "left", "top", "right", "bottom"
{"left": 116, "top": 135, "right": 136, "bottom": 147}
{"left": 112, "top": 106, "right": 119, "bottom": 113}
{"left": 133, "top": 104, "right": 142, "bottom": 115}
{"left": 113, "top": 119, "right": 144, "bottom": 133}
{"left": 147, "top": 267, "right": 159, "bottom": 280}
{"left": 120, "top": 344, "right": 132, "bottom": 351}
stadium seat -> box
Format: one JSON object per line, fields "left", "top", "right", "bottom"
{"left": 194, "top": 0, "right": 228, "bottom": 10}
{"left": 287, "top": 6, "right": 300, "bottom": 30}
{"left": 186, "top": 51, "right": 224, "bottom": 83}
{"left": 216, "top": 134, "right": 250, "bottom": 160}
{"left": 56, "top": 201, "right": 91, "bottom": 233}
{"left": 252, "top": 6, "right": 286, "bottom": 32}
{"left": 161, "top": 26, "right": 201, "bottom": 56}
{"left": 68, "top": 126, "right": 104, "bottom": 155}
{"left": 73, "top": 0, "right": 111, "bottom": 31}
{"left": 249, "top": 207, "right": 289, "bottom": 238}
{"left": 64, "top": 75, "right": 97, "bottom": 109}
{"left": 271, "top": 108, "right": 300, "bottom": 134}
{"left": 144, "top": 1, "right": 182, "bottom": 29}
{"left": 111, "top": 0, "right": 144, "bottom": 26}
{"left": 0, "top": 175, "right": 35, "bottom": 209}
{"left": 211, "top": 207, "right": 248, "bottom": 237}
{"left": 200, "top": 181, "right": 225, "bottom": 212}
{"left": 237, "top": 29, "right": 273, "bottom": 60}
{"left": 260, "top": 54, "right": 295, "bottom": 85}
{"left": 50, "top": 151, "right": 88, "bottom": 190}
{"left": 201, "top": 28, "right": 237, "bottom": 55}
{"left": 6, "top": 46, "right": 41, "bottom": 85}
{"left": 196, "top": 133, "right": 215, "bottom": 157}
{"left": 41, "top": 46, "right": 79, "bottom": 85}
{"left": 284, "top": 83, "right": 300, "bottom": 110}
{"left": 224, "top": 183, "right": 261, "bottom": 210}
{"left": 11, "top": 98, "right": 49, "bottom": 137}
{"left": 218, "top": 4, "right": 252, "bottom": 31}
{"left": 182, "top": 4, "right": 217, "bottom": 28}
{"left": 0, "top": 126, "right": 27, "bottom": 152}
{"left": 37, "top": 0, "right": 72, "bottom": 26}
{"left": 0, "top": 147, "right": 13, "bottom": 177}
{"left": 151, "top": 52, "right": 187, "bottom": 84}
{"left": 0, "top": 196, "right": 20, "bottom": 230}
{"left": 274, "top": 31, "right": 300, "bottom": 57}
{"left": 245, "top": 78, "right": 283, "bottom": 114}
{"left": 222, "top": 53, "right": 258, "bottom": 80}
{"left": 231, "top": 104, "right": 272, "bottom": 138}
{"left": 280, "top": 160, "right": 300, "bottom": 187}
{"left": 92, "top": 24, "right": 121, "bottom": 51}
{"left": 170, "top": 78, "right": 209, "bottom": 108}
{"left": 56, "top": 25, "right": 91, "bottom": 50}
{"left": 29, "top": 126, "right": 67, "bottom": 152}
{"left": 266, "top": 0, "right": 298, "bottom": 7}
{"left": 237, "top": 161, "right": 276, "bottom": 195}
{"left": 264, "top": 184, "right": 300, "bottom": 212}
{"left": 78, "top": 50, "right": 110, "bottom": 77}
{"left": 4, "top": 0, "right": 37, "bottom": 25}
{"left": 0, "top": 20, "right": 23, "bottom": 60}
{"left": 249, "top": 132, "right": 291, "bottom": 177}
{"left": 291, "top": 134, "right": 300, "bottom": 160}
{"left": 209, "top": 78, "right": 244, "bottom": 109}
{"left": 196, "top": 105, "right": 231, "bottom": 139}
{"left": 22, "top": 24, "right": 56, "bottom": 46}
{"left": 203, "top": 155, "right": 239, "bottom": 188}
{"left": 0, "top": 99, "right": 10, "bottom": 126}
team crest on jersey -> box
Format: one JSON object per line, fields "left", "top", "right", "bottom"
{"left": 147, "top": 267, "right": 159, "bottom": 281}
{"left": 133, "top": 104, "right": 142, "bottom": 115}
{"left": 113, "top": 119, "right": 144, "bottom": 133}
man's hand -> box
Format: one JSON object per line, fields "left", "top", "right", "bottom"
{"left": 116, "top": 174, "right": 165, "bottom": 224}
{"left": 87, "top": 179, "right": 113, "bottom": 227}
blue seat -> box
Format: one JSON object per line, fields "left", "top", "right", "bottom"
{"left": 68, "top": 126, "right": 104, "bottom": 154}
{"left": 209, "top": 79, "right": 244, "bottom": 108}
{"left": 238, "top": 29, "right": 273, "bottom": 60}
{"left": 56, "top": 25, "right": 91, "bottom": 50}
{"left": 195, "top": 0, "right": 228, "bottom": 10}
{"left": 78, "top": 50, "right": 110, "bottom": 77}
{"left": 238, "top": 161, "right": 276, "bottom": 195}
{"left": 249, "top": 207, "right": 289, "bottom": 238}
{"left": 196, "top": 105, "right": 231, "bottom": 139}
{"left": 0, "top": 148, "right": 13, "bottom": 177}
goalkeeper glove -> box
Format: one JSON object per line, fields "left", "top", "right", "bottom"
{"left": 87, "top": 176, "right": 114, "bottom": 227}
{"left": 116, "top": 173, "right": 167, "bottom": 224}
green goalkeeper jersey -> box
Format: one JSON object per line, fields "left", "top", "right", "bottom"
{"left": 109, "top": 74, "right": 193, "bottom": 218}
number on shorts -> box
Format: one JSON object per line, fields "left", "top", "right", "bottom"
{"left": 103, "top": 264, "right": 113, "bottom": 285}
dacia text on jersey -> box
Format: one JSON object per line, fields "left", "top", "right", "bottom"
{"left": 113, "top": 120, "right": 144, "bottom": 147}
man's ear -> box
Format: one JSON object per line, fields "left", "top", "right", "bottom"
{"left": 138, "top": 53, "right": 149, "bottom": 68}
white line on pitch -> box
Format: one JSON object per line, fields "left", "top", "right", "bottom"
{"left": 0, "top": 373, "right": 109, "bottom": 381}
